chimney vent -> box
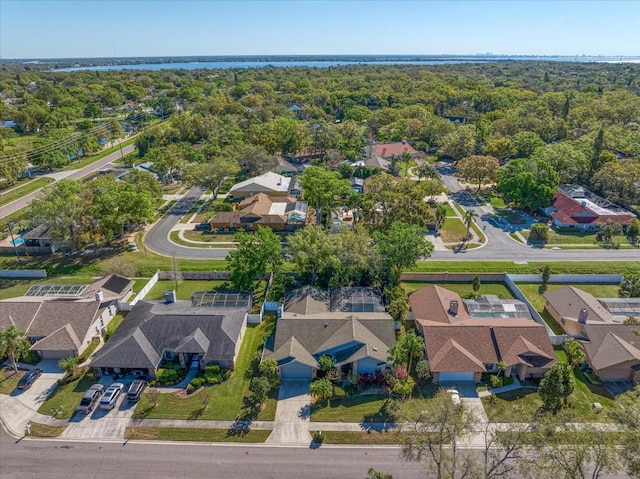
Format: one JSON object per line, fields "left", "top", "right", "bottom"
{"left": 449, "top": 300, "right": 459, "bottom": 316}
{"left": 165, "top": 290, "right": 177, "bottom": 304}
{"left": 95, "top": 290, "right": 104, "bottom": 302}
{"left": 578, "top": 308, "right": 588, "bottom": 324}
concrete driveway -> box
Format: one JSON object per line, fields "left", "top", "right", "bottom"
{"left": 266, "top": 380, "right": 312, "bottom": 445}
{"left": 61, "top": 378, "right": 137, "bottom": 440}
{"left": 9, "top": 362, "right": 64, "bottom": 413}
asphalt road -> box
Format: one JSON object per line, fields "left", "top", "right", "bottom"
{"left": 144, "top": 182, "right": 640, "bottom": 262}
{"left": 0, "top": 143, "right": 137, "bottom": 220}
{"left": 0, "top": 430, "right": 423, "bottom": 479}
{"left": 144, "top": 186, "right": 233, "bottom": 259}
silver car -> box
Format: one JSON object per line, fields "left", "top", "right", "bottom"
{"left": 99, "top": 382, "right": 124, "bottom": 410}
{"left": 76, "top": 384, "right": 105, "bottom": 413}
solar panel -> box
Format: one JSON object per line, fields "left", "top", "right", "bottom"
{"left": 25, "top": 283, "right": 89, "bottom": 297}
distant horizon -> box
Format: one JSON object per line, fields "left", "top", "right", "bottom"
{"left": 1, "top": 1, "right": 638, "bottom": 59}
{"left": 7, "top": 53, "right": 640, "bottom": 63}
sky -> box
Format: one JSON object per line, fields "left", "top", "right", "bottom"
{"left": 1, "top": 0, "right": 639, "bottom": 59}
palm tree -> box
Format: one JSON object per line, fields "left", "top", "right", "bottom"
{"left": 58, "top": 356, "right": 79, "bottom": 376}
{"left": 496, "top": 360, "right": 508, "bottom": 378}
{"left": 0, "top": 326, "right": 32, "bottom": 373}
{"left": 310, "top": 378, "right": 334, "bottom": 405}
{"left": 416, "top": 163, "right": 438, "bottom": 181}
{"left": 404, "top": 330, "right": 425, "bottom": 374}
{"left": 463, "top": 209, "right": 478, "bottom": 242}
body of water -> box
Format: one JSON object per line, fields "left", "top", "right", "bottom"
{"left": 55, "top": 56, "right": 640, "bottom": 72}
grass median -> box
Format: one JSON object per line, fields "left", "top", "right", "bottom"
{"left": 0, "top": 177, "right": 54, "bottom": 207}
{"left": 125, "top": 426, "right": 270, "bottom": 442}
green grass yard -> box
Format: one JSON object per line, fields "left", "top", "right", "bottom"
{"left": 145, "top": 279, "right": 229, "bottom": 301}
{"left": 438, "top": 218, "right": 468, "bottom": 243}
{"left": 310, "top": 394, "right": 391, "bottom": 422}
{"left": 133, "top": 320, "right": 277, "bottom": 421}
{"left": 0, "top": 177, "right": 54, "bottom": 207}
{"left": 0, "top": 276, "right": 96, "bottom": 301}
{"left": 0, "top": 367, "right": 23, "bottom": 394}
{"left": 482, "top": 350, "right": 614, "bottom": 423}
{"left": 125, "top": 426, "right": 270, "bottom": 442}
{"left": 400, "top": 281, "right": 514, "bottom": 298}
{"left": 523, "top": 228, "right": 628, "bottom": 246}
{"left": 319, "top": 430, "right": 401, "bottom": 444}
{"left": 38, "top": 369, "right": 96, "bottom": 419}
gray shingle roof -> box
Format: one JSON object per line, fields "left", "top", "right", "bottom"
{"left": 0, "top": 302, "right": 41, "bottom": 332}
{"left": 91, "top": 300, "right": 249, "bottom": 370}
{"left": 264, "top": 315, "right": 395, "bottom": 368}
{"left": 583, "top": 324, "right": 640, "bottom": 371}
{"left": 31, "top": 324, "right": 81, "bottom": 352}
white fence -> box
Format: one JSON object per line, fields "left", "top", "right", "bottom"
{"left": 117, "top": 270, "right": 160, "bottom": 311}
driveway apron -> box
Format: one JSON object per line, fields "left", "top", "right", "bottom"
{"left": 266, "top": 380, "right": 312, "bottom": 445}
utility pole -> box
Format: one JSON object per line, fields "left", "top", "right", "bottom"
{"left": 7, "top": 221, "right": 21, "bottom": 263}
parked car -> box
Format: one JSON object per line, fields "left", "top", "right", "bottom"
{"left": 446, "top": 388, "right": 461, "bottom": 405}
{"left": 99, "top": 382, "right": 124, "bottom": 410}
{"left": 194, "top": 222, "right": 211, "bottom": 231}
{"left": 126, "top": 379, "right": 147, "bottom": 401}
{"left": 16, "top": 369, "right": 42, "bottom": 390}
{"left": 76, "top": 384, "right": 105, "bottom": 413}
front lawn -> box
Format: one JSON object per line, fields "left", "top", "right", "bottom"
{"left": 494, "top": 208, "right": 526, "bottom": 225}
{"left": 182, "top": 230, "right": 239, "bottom": 243}
{"left": 482, "top": 350, "right": 614, "bottom": 423}
{"left": 523, "top": 228, "right": 628, "bottom": 246}
{"left": 0, "top": 367, "right": 23, "bottom": 394}
{"left": 134, "top": 320, "right": 277, "bottom": 421}
{"left": 311, "top": 394, "right": 391, "bottom": 422}
{"left": 409, "top": 261, "right": 640, "bottom": 274}
{"left": 438, "top": 218, "right": 468, "bottom": 243}
{"left": 37, "top": 369, "right": 95, "bottom": 419}
{"left": 125, "top": 426, "right": 270, "bottom": 442}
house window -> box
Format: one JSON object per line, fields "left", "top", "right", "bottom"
{"left": 163, "top": 350, "right": 175, "bottom": 361}
{"left": 484, "top": 363, "right": 495, "bottom": 371}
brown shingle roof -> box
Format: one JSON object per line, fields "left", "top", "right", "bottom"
{"left": 0, "top": 302, "right": 41, "bottom": 332}
{"left": 544, "top": 286, "right": 612, "bottom": 323}
{"left": 410, "top": 285, "right": 472, "bottom": 325}
{"left": 424, "top": 325, "right": 496, "bottom": 372}
{"left": 583, "top": 324, "right": 640, "bottom": 371}
{"left": 493, "top": 325, "right": 556, "bottom": 368}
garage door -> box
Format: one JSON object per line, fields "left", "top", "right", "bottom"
{"left": 39, "top": 350, "right": 74, "bottom": 360}
{"left": 439, "top": 372, "right": 475, "bottom": 382}
{"left": 280, "top": 362, "right": 313, "bottom": 380}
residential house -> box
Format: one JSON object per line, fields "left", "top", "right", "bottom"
{"left": 263, "top": 286, "right": 395, "bottom": 380}
{"left": 228, "top": 172, "right": 292, "bottom": 200}
{"left": 350, "top": 177, "right": 364, "bottom": 193}
{"left": 544, "top": 286, "right": 640, "bottom": 381}
{"left": 274, "top": 158, "right": 299, "bottom": 177}
{"left": 581, "top": 324, "right": 640, "bottom": 382}
{"left": 371, "top": 141, "right": 419, "bottom": 160}
{"left": 0, "top": 224, "right": 58, "bottom": 255}
{"left": 0, "top": 274, "right": 133, "bottom": 359}
{"left": 287, "top": 103, "right": 306, "bottom": 118}
{"left": 91, "top": 292, "right": 252, "bottom": 378}
{"left": 543, "top": 184, "right": 636, "bottom": 231}
{"left": 208, "top": 193, "right": 308, "bottom": 232}
{"left": 410, "top": 285, "right": 556, "bottom": 383}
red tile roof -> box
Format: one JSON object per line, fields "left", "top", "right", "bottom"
{"left": 550, "top": 193, "right": 635, "bottom": 227}
{"left": 372, "top": 142, "right": 418, "bottom": 158}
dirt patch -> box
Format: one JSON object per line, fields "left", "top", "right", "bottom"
{"left": 3, "top": 369, "right": 23, "bottom": 380}
{"left": 173, "top": 390, "right": 187, "bottom": 399}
